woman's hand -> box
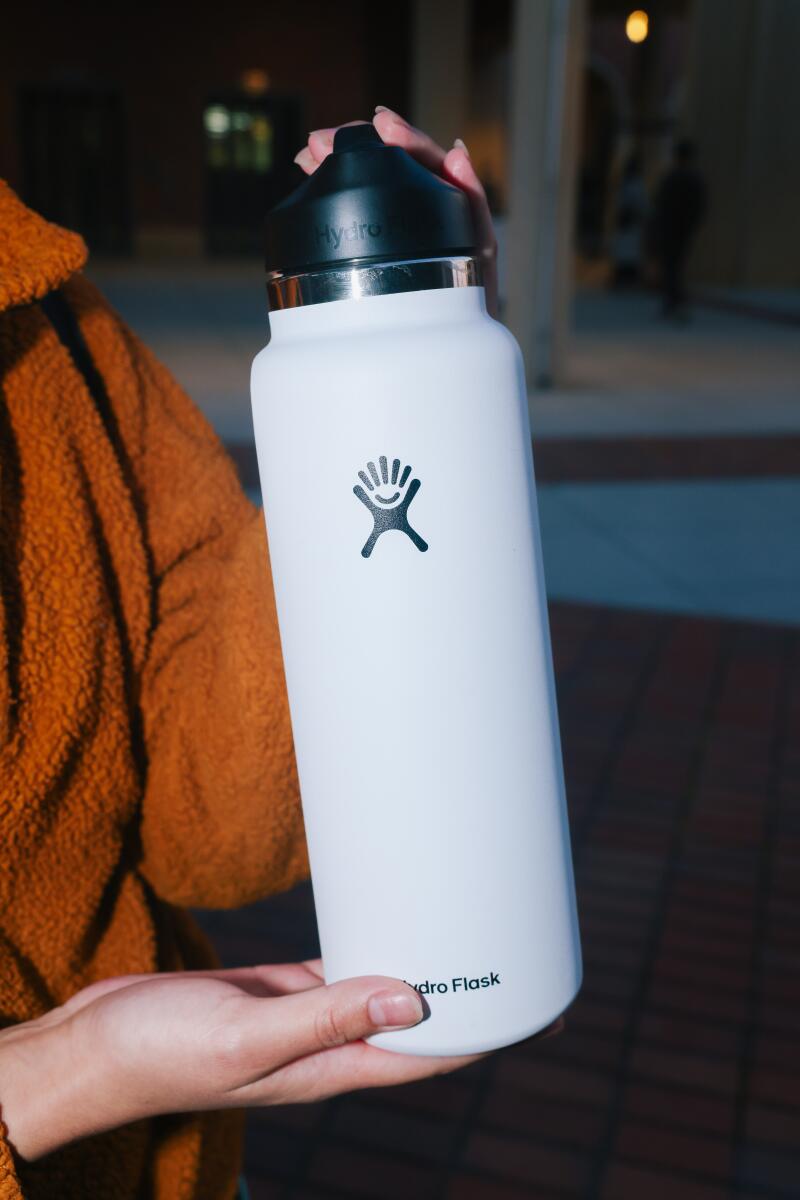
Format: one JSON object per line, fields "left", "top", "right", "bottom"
{"left": 0, "top": 961, "right": 476, "bottom": 1162}
{"left": 294, "top": 107, "right": 499, "bottom": 317}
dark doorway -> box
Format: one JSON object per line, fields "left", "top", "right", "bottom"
{"left": 576, "top": 67, "right": 621, "bottom": 258}
{"left": 203, "top": 92, "right": 304, "bottom": 255}
{"left": 19, "top": 86, "right": 131, "bottom": 255}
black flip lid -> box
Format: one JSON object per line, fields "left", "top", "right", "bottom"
{"left": 265, "top": 123, "right": 476, "bottom": 276}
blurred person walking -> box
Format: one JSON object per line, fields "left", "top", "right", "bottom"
{"left": 652, "top": 138, "right": 707, "bottom": 319}
{"left": 0, "top": 108, "right": 506, "bottom": 1200}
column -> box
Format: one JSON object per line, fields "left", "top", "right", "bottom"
{"left": 505, "top": 0, "right": 586, "bottom": 392}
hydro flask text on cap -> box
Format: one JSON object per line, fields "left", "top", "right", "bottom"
{"left": 265, "top": 122, "right": 476, "bottom": 277}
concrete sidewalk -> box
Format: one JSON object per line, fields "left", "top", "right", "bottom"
{"left": 533, "top": 290, "right": 800, "bottom": 440}
{"left": 88, "top": 264, "right": 800, "bottom": 444}
{"left": 538, "top": 478, "right": 800, "bottom": 627}
{"left": 87, "top": 263, "right": 800, "bottom": 627}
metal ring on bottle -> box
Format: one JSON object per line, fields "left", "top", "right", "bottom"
{"left": 266, "top": 256, "right": 482, "bottom": 311}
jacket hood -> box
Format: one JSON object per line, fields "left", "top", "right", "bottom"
{"left": 0, "top": 180, "right": 88, "bottom": 312}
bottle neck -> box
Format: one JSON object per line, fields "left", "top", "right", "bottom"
{"left": 267, "top": 255, "right": 481, "bottom": 312}
{"left": 267, "top": 270, "right": 488, "bottom": 341}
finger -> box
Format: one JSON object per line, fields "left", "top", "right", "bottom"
{"left": 293, "top": 145, "right": 316, "bottom": 174}
{"left": 61, "top": 962, "right": 326, "bottom": 1016}
{"left": 541, "top": 1016, "right": 565, "bottom": 1040}
{"left": 170, "top": 962, "right": 325, "bottom": 998}
{"left": 301, "top": 958, "right": 325, "bottom": 981}
{"left": 302, "top": 121, "right": 370, "bottom": 173}
{"left": 443, "top": 140, "right": 499, "bottom": 316}
{"left": 443, "top": 142, "right": 495, "bottom": 258}
{"left": 307, "top": 127, "right": 335, "bottom": 163}
{"left": 60, "top": 973, "right": 162, "bottom": 1014}
{"left": 240, "top": 1038, "right": 484, "bottom": 1105}
{"left": 514, "top": 1015, "right": 567, "bottom": 1055}
{"left": 228, "top": 975, "right": 424, "bottom": 1083}
{"left": 373, "top": 114, "right": 498, "bottom": 316}
{"left": 270, "top": 1018, "right": 562, "bottom": 1104}
{"left": 373, "top": 107, "right": 447, "bottom": 173}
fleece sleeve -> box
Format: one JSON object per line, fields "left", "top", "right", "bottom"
{"left": 64, "top": 276, "right": 309, "bottom": 908}
{"left": 0, "top": 1125, "right": 22, "bottom": 1200}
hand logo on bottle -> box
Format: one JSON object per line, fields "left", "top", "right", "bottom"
{"left": 353, "top": 456, "right": 429, "bottom": 558}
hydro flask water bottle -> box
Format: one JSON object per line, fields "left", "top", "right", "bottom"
{"left": 250, "top": 123, "right": 581, "bottom": 1056}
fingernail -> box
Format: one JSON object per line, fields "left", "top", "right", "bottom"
{"left": 293, "top": 148, "right": 314, "bottom": 170}
{"left": 368, "top": 988, "right": 423, "bottom": 1030}
{"left": 374, "top": 106, "right": 407, "bottom": 126}
{"left": 454, "top": 137, "right": 470, "bottom": 157}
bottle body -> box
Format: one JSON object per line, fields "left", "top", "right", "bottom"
{"left": 251, "top": 284, "right": 581, "bottom": 1055}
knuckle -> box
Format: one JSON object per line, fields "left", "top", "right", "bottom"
{"left": 314, "top": 1002, "right": 348, "bottom": 1049}
{"left": 204, "top": 1003, "right": 252, "bottom": 1078}
{"left": 208, "top": 1021, "right": 248, "bottom": 1073}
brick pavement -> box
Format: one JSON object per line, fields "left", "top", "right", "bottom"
{"left": 196, "top": 602, "right": 800, "bottom": 1199}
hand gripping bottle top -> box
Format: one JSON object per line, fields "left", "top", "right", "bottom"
{"left": 250, "top": 123, "right": 582, "bottom": 1055}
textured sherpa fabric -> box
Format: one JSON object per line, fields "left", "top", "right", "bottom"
{"left": 0, "top": 181, "right": 309, "bottom": 1199}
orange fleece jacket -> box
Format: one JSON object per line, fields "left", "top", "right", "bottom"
{"left": 0, "top": 182, "right": 309, "bottom": 1199}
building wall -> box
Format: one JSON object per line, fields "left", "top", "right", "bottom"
{"left": 1, "top": 1, "right": 408, "bottom": 245}
{"left": 684, "top": 0, "right": 800, "bottom": 286}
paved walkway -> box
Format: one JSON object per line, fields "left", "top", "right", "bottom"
{"left": 196, "top": 601, "right": 800, "bottom": 1199}
{"left": 88, "top": 262, "right": 800, "bottom": 629}
{"left": 88, "top": 265, "right": 800, "bottom": 445}
{"left": 89, "top": 260, "right": 266, "bottom": 444}
{"left": 538, "top": 479, "right": 800, "bottom": 627}
{"left": 532, "top": 290, "right": 800, "bottom": 440}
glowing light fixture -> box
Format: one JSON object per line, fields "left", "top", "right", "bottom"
{"left": 241, "top": 68, "right": 270, "bottom": 96}
{"left": 204, "top": 105, "right": 230, "bottom": 136}
{"left": 626, "top": 9, "right": 649, "bottom": 42}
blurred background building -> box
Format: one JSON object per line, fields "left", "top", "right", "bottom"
{"left": 4, "top": 0, "right": 796, "bottom": 574}
{"left": 2, "top": 0, "right": 798, "bottom": 382}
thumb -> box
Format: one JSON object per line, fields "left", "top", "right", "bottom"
{"left": 241, "top": 975, "right": 424, "bottom": 1071}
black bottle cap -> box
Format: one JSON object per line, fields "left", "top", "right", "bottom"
{"left": 265, "top": 122, "right": 476, "bottom": 276}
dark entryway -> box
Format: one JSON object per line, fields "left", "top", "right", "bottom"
{"left": 19, "top": 85, "right": 131, "bottom": 255}
{"left": 203, "top": 92, "right": 304, "bottom": 254}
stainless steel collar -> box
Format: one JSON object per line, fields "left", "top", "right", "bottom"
{"left": 267, "top": 256, "right": 481, "bottom": 311}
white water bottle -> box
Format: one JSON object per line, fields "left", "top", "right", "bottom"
{"left": 251, "top": 124, "right": 581, "bottom": 1056}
